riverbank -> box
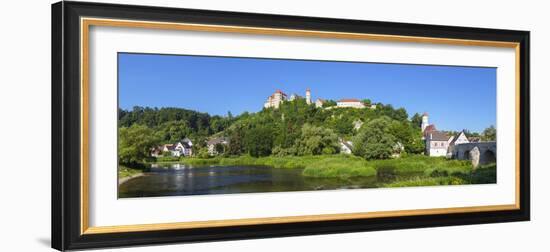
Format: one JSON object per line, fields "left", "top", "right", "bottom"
{"left": 164, "top": 154, "right": 488, "bottom": 183}
{"left": 118, "top": 166, "right": 144, "bottom": 185}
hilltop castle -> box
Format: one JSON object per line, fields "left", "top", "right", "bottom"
{"left": 264, "top": 88, "right": 375, "bottom": 110}
{"left": 264, "top": 89, "right": 312, "bottom": 109}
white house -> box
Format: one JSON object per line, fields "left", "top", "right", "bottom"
{"left": 162, "top": 144, "right": 180, "bottom": 157}
{"left": 447, "top": 131, "right": 470, "bottom": 157}
{"left": 339, "top": 139, "right": 353, "bottom": 154}
{"left": 157, "top": 138, "right": 193, "bottom": 157}
{"left": 336, "top": 99, "right": 366, "bottom": 109}
{"left": 425, "top": 131, "right": 451, "bottom": 157}
{"left": 174, "top": 138, "right": 193, "bottom": 157}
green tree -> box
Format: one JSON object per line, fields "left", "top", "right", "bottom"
{"left": 118, "top": 124, "right": 159, "bottom": 165}
{"left": 389, "top": 120, "right": 424, "bottom": 154}
{"left": 244, "top": 125, "right": 274, "bottom": 157}
{"left": 352, "top": 117, "right": 396, "bottom": 160}
{"left": 227, "top": 124, "right": 246, "bottom": 155}
{"left": 294, "top": 124, "right": 339, "bottom": 155}
{"left": 322, "top": 99, "right": 337, "bottom": 108}
{"left": 410, "top": 113, "right": 422, "bottom": 129}
{"left": 215, "top": 143, "right": 226, "bottom": 154}
{"left": 157, "top": 120, "right": 191, "bottom": 142}
{"left": 482, "top": 125, "right": 497, "bottom": 141}
{"left": 361, "top": 99, "right": 372, "bottom": 105}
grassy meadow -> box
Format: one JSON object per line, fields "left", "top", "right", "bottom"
{"left": 151, "top": 154, "right": 496, "bottom": 187}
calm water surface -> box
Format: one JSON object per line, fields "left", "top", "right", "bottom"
{"left": 118, "top": 163, "right": 403, "bottom": 198}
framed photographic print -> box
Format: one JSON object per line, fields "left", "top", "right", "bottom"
{"left": 52, "top": 1, "right": 530, "bottom": 250}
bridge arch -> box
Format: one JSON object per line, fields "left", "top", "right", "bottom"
{"left": 452, "top": 142, "right": 497, "bottom": 167}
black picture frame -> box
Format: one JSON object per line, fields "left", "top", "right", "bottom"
{"left": 52, "top": 1, "right": 530, "bottom": 251}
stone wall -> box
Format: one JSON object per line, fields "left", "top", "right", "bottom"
{"left": 452, "top": 142, "right": 497, "bottom": 168}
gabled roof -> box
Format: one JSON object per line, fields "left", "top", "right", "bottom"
{"left": 427, "top": 131, "right": 449, "bottom": 141}
{"left": 339, "top": 139, "right": 353, "bottom": 149}
{"left": 449, "top": 131, "right": 469, "bottom": 145}
{"left": 423, "top": 124, "right": 437, "bottom": 138}
{"left": 176, "top": 142, "right": 192, "bottom": 148}
{"left": 341, "top": 141, "right": 352, "bottom": 150}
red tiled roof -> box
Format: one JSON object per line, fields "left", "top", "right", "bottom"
{"left": 423, "top": 112, "right": 429, "bottom": 116}
{"left": 275, "top": 89, "right": 287, "bottom": 96}
{"left": 423, "top": 124, "right": 436, "bottom": 133}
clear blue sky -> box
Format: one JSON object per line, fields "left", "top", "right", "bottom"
{"left": 119, "top": 53, "right": 496, "bottom": 133}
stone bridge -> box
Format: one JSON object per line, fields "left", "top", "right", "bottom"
{"left": 452, "top": 142, "right": 496, "bottom": 167}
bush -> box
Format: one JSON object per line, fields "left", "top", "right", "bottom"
{"left": 352, "top": 117, "right": 396, "bottom": 160}
{"left": 302, "top": 156, "right": 376, "bottom": 178}
{"left": 294, "top": 124, "right": 340, "bottom": 156}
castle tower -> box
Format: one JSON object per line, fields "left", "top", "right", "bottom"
{"left": 421, "top": 112, "right": 429, "bottom": 132}
{"left": 306, "top": 88, "right": 311, "bottom": 105}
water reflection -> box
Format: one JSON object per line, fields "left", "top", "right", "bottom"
{"left": 119, "top": 164, "right": 386, "bottom": 198}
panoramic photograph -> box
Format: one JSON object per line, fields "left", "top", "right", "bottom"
{"left": 117, "top": 53, "right": 497, "bottom": 198}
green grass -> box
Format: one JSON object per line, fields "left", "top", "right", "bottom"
{"left": 118, "top": 165, "right": 143, "bottom": 179}
{"left": 147, "top": 154, "right": 495, "bottom": 186}
{"left": 178, "top": 155, "right": 357, "bottom": 169}
{"left": 368, "top": 155, "right": 472, "bottom": 176}
{"left": 381, "top": 162, "right": 496, "bottom": 188}
{"left": 302, "top": 156, "right": 376, "bottom": 179}
{"left": 382, "top": 176, "right": 467, "bottom": 187}
{"left": 171, "top": 154, "right": 477, "bottom": 180}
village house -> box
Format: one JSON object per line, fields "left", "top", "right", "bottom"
{"left": 161, "top": 144, "right": 178, "bottom": 156}
{"left": 207, "top": 137, "right": 229, "bottom": 156}
{"left": 152, "top": 138, "right": 194, "bottom": 157}
{"left": 425, "top": 131, "right": 451, "bottom": 157}
{"left": 422, "top": 113, "right": 452, "bottom": 157}
{"left": 448, "top": 130, "right": 470, "bottom": 153}
{"left": 174, "top": 138, "right": 193, "bottom": 157}
{"left": 339, "top": 139, "right": 353, "bottom": 154}
{"left": 421, "top": 113, "right": 482, "bottom": 158}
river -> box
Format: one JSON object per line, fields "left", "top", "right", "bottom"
{"left": 118, "top": 163, "right": 401, "bottom": 198}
